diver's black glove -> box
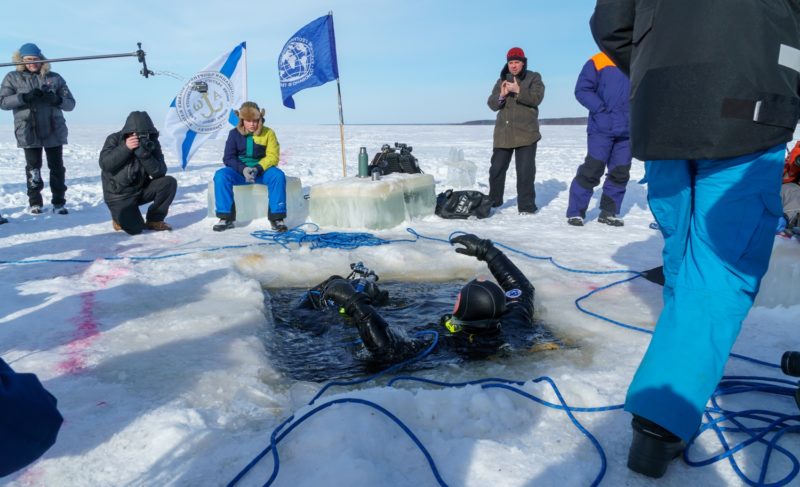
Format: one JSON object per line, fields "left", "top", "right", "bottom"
{"left": 21, "top": 88, "right": 43, "bottom": 104}
{"left": 451, "top": 234, "right": 499, "bottom": 261}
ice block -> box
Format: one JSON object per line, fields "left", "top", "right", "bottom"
{"left": 207, "top": 176, "right": 305, "bottom": 222}
{"left": 309, "top": 173, "right": 435, "bottom": 229}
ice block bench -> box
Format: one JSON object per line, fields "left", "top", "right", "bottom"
{"left": 206, "top": 176, "right": 304, "bottom": 221}
{"left": 308, "top": 173, "right": 435, "bottom": 230}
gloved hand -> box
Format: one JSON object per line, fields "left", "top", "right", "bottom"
{"left": 450, "top": 233, "right": 497, "bottom": 261}
{"left": 21, "top": 88, "right": 43, "bottom": 104}
{"left": 322, "top": 279, "right": 357, "bottom": 307}
{"left": 134, "top": 146, "right": 151, "bottom": 159}
{"left": 42, "top": 91, "right": 61, "bottom": 106}
{"left": 243, "top": 166, "right": 258, "bottom": 183}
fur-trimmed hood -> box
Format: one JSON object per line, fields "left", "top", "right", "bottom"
{"left": 12, "top": 50, "right": 50, "bottom": 75}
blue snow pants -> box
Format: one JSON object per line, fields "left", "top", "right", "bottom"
{"left": 213, "top": 166, "right": 287, "bottom": 221}
{"left": 625, "top": 145, "right": 784, "bottom": 441}
{"left": 566, "top": 134, "right": 632, "bottom": 218}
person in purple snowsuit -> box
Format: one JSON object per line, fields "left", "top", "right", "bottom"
{"left": 566, "top": 52, "right": 631, "bottom": 227}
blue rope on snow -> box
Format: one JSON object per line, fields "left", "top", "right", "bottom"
{"left": 251, "top": 223, "right": 418, "bottom": 250}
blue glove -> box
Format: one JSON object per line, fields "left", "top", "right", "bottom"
{"left": 243, "top": 166, "right": 257, "bottom": 183}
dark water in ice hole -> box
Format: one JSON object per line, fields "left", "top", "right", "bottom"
{"left": 261, "top": 281, "right": 561, "bottom": 382}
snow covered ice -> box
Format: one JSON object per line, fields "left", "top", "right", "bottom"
{"left": 0, "top": 124, "right": 798, "bottom": 486}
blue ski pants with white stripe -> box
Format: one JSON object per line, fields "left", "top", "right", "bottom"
{"left": 213, "top": 166, "right": 287, "bottom": 221}
{"left": 625, "top": 145, "right": 784, "bottom": 441}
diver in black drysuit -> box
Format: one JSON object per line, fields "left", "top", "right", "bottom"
{"left": 313, "top": 234, "right": 535, "bottom": 363}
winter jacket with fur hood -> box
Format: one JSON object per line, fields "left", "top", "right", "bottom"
{"left": 222, "top": 124, "right": 280, "bottom": 177}
{"left": 487, "top": 65, "right": 545, "bottom": 149}
{"left": 0, "top": 51, "right": 75, "bottom": 148}
{"left": 99, "top": 111, "right": 168, "bottom": 202}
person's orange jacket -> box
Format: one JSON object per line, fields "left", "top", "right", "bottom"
{"left": 784, "top": 141, "right": 800, "bottom": 184}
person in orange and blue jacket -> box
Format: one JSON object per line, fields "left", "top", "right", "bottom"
{"left": 566, "top": 52, "right": 631, "bottom": 227}
{"left": 212, "top": 101, "right": 287, "bottom": 232}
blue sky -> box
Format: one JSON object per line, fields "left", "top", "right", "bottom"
{"left": 1, "top": 0, "right": 599, "bottom": 126}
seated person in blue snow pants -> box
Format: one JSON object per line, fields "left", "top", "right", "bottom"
{"left": 212, "top": 101, "right": 287, "bottom": 232}
{"left": 316, "top": 234, "right": 537, "bottom": 363}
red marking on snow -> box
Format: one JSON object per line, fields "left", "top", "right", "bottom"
{"left": 587, "top": 285, "right": 598, "bottom": 291}
{"left": 56, "top": 291, "right": 102, "bottom": 375}
{"left": 18, "top": 465, "right": 43, "bottom": 485}
{"left": 90, "top": 267, "right": 129, "bottom": 287}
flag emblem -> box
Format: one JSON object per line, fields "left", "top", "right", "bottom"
{"left": 174, "top": 71, "right": 235, "bottom": 134}
{"left": 279, "top": 39, "right": 315, "bottom": 86}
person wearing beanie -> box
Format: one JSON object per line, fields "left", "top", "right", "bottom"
{"left": 0, "top": 43, "right": 76, "bottom": 215}
{"left": 487, "top": 47, "right": 545, "bottom": 214}
{"left": 212, "top": 101, "right": 288, "bottom": 232}
{"left": 99, "top": 111, "right": 177, "bottom": 235}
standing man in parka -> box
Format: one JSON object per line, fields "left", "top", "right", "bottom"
{"left": 487, "top": 47, "right": 545, "bottom": 214}
{"left": 592, "top": 0, "right": 800, "bottom": 478}
{"left": 99, "top": 111, "right": 177, "bottom": 235}
{"left": 0, "top": 43, "right": 75, "bottom": 215}
{"left": 566, "top": 52, "right": 631, "bottom": 227}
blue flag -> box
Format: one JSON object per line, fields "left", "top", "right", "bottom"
{"left": 164, "top": 42, "right": 248, "bottom": 169}
{"left": 279, "top": 15, "right": 339, "bottom": 109}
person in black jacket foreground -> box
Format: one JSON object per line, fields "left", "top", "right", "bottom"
{"left": 310, "top": 234, "right": 536, "bottom": 363}
{"left": 592, "top": 0, "right": 800, "bottom": 479}
{"left": 99, "top": 111, "right": 177, "bottom": 235}
{"left": 0, "top": 358, "right": 63, "bottom": 477}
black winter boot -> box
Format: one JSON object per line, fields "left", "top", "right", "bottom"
{"left": 627, "top": 415, "right": 685, "bottom": 478}
{"left": 270, "top": 219, "right": 288, "bottom": 233}
{"left": 213, "top": 219, "right": 234, "bottom": 232}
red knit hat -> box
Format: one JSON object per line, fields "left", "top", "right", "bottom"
{"left": 506, "top": 47, "right": 526, "bottom": 62}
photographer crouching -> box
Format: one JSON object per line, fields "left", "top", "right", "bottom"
{"left": 99, "top": 111, "right": 177, "bottom": 235}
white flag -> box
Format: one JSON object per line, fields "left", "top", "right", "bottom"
{"left": 164, "top": 42, "right": 247, "bottom": 168}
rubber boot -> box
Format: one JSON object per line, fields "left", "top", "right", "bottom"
{"left": 627, "top": 415, "right": 685, "bottom": 478}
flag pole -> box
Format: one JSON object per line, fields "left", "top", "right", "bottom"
{"left": 336, "top": 78, "right": 346, "bottom": 177}
{"left": 330, "top": 11, "right": 347, "bottom": 177}
{"left": 243, "top": 41, "right": 249, "bottom": 101}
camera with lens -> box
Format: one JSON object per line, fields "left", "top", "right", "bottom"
{"left": 137, "top": 133, "right": 157, "bottom": 152}
{"left": 369, "top": 142, "right": 421, "bottom": 175}
{"left": 192, "top": 81, "right": 209, "bottom": 94}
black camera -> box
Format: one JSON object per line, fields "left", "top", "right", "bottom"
{"left": 192, "top": 81, "right": 208, "bottom": 94}
{"left": 138, "top": 133, "right": 157, "bottom": 152}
